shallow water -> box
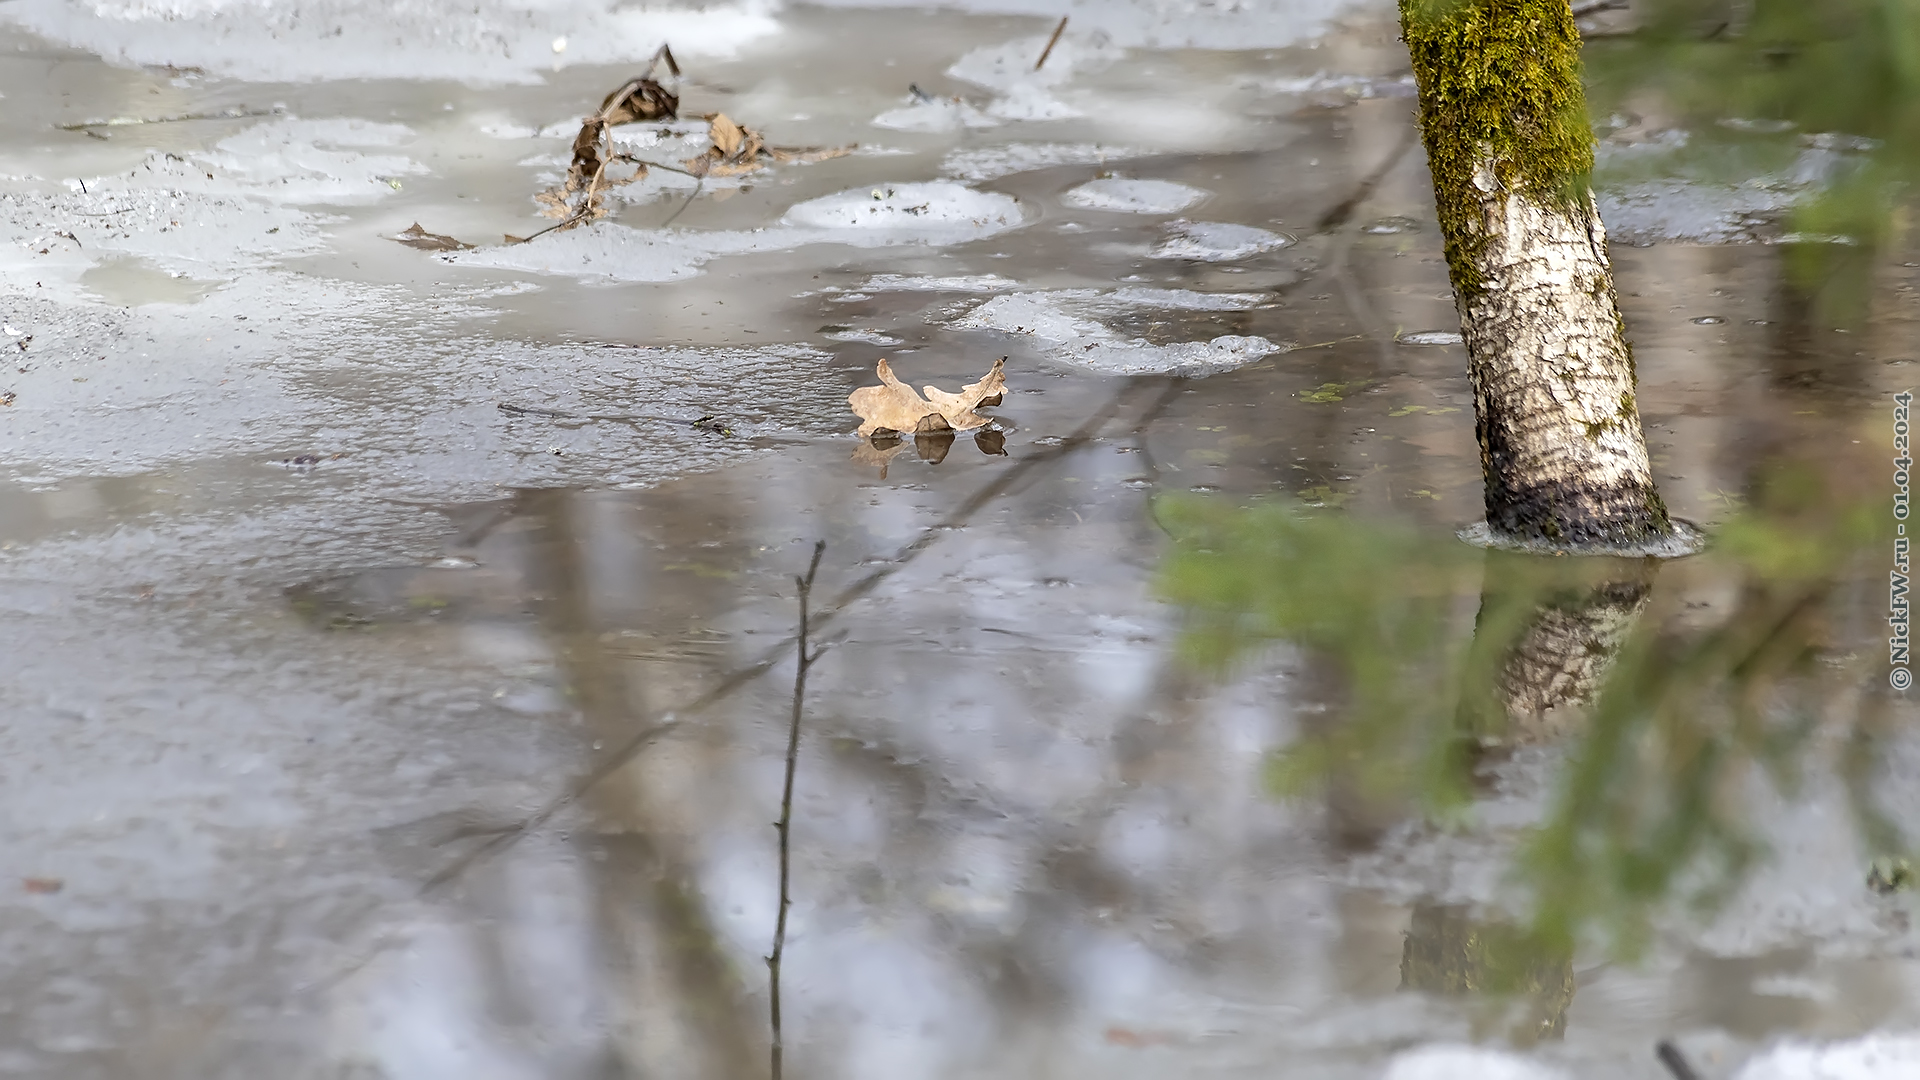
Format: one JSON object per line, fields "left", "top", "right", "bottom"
{"left": 1, "top": 2, "right": 1918, "bottom": 1077}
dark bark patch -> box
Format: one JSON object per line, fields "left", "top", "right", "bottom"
{"left": 1484, "top": 471, "right": 1674, "bottom": 547}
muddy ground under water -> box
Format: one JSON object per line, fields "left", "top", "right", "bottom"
{"left": 1, "top": 1, "right": 1918, "bottom": 1077}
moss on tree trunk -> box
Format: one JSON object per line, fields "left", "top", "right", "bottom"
{"left": 1401, "top": 0, "right": 1676, "bottom": 548}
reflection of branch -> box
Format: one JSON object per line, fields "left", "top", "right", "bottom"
{"left": 1315, "top": 125, "right": 1420, "bottom": 234}
{"left": 1322, "top": 126, "right": 1423, "bottom": 366}
{"left": 497, "top": 401, "right": 736, "bottom": 435}
{"left": 423, "top": 378, "right": 1170, "bottom": 891}
{"left": 661, "top": 178, "right": 705, "bottom": 228}
{"left": 56, "top": 106, "right": 278, "bottom": 130}
{"left": 770, "top": 541, "right": 824, "bottom": 1080}
{"left": 1656, "top": 1039, "right": 1704, "bottom": 1080}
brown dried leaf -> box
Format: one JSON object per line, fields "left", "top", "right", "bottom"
{"left": 848, "top": 357, "right": 1007, "bottom": 437}
{"left": 767, "top": 144, "right": 856, "bottom": 165}
{"left": 848, "top": 359, "right": 947, "bottom": 437}
{"left": 391, "top": 222, "right": 473, "bottom": 251}
{"left": 688, "top": 112, "right": 847, "bottom": 176}
{"left": 708, "top": 112, "right": 746, "bottom": 158}
{"left": 544, "top": 63, "right": 682, "bottom": 225}
{"left": 598, "top": 77, "right": 679, "bottom": 126}
{"left": 920, "top": 355, "right": 1006, "bottom": 432}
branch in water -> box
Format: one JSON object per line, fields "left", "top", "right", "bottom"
{"left": 769, "top": 540, "right": 826, "bottom": 1080}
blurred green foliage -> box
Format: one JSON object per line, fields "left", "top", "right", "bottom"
{"left": 1157, "top": 478, "right": 1891, "bottom": 957}
{"left": 1584, "top": 0, "right": 1920, "bottom": 318}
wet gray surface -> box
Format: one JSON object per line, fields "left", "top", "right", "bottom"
{"left": 2, "top": 2, "right": 1919, "bottom": 1077}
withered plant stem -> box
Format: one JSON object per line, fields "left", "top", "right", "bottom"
{"left": 1035, "top": 16, "right": 1068, "bottom": 71}
{"left": 770, "top": 540, "right": 826, "bottom": 1080}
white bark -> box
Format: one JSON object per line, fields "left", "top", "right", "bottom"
{"left": 1498, "top": 579, "right": 1653, "bottom": 741}
{"left": 1457, "top": 162, "right": 1670, "bottom": 546}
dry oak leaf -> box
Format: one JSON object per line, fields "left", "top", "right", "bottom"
{"left": 683, "top": 112, "right": 855, "bottom": 178}
{"left": 391, "top": 223, "right": 472, "bottom": 251}
{"left": 848, "top": 356, "right": 1006, "bottom": 437}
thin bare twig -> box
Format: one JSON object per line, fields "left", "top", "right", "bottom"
{"left": 770, "top": 541, "right": 826, "bottom": 1080}
{"left": 508, "top": 208, "right": 593, "bottom": 245}
{"left": 661, "top": 178, "right": 705, "bottom": 227}
{"left": 56, "top": 106, "right": 277, "bottom": 131}
{"left": 1034, "top": 16, "right": 1068, "bottom": 71}
{"left": 496, "top": 401, "right": 736, "bottom": 435}
{"left": 621, "top": 156, "right": 702, "bottom": 177}
{"left": 1287, "top": 334, "right": 1370, "bottom": 353}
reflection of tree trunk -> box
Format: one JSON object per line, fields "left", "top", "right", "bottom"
{"left": 1496, "top": 571, "right": 1656, "bottom": 742}
{"left": 528, "top": 490, "right": 763, "bottom": 1080}
{"left": 1400, "top": 903, "right": 1574, "bottom": 1045}
{"left": 1765, "top": 243, "right": 1875, "bottom": 398}
{"left": 1452, "top": 554, "right": 1659, "bottom": 752}
{"left": 1400, "top": 0, "right": 1672, "bottom": 546}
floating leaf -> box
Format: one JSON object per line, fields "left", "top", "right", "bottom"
{"left": 391, "top": 222, "right": 473, "bottom": 252}
{"left": 682, "top": 112, "right": 854, "bottom": 179}
{"left": 847, "top": 356, "right": 1006, "bottom": 437}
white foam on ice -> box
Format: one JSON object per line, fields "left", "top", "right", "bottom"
{"left": 454, "top": 182, "right": 1025, "bottom": 283}
{"left": 942, "top": 31, "right": 1125, "bottom": 121}
{"left": 806, "top": 0, "right": 1362, "bottom": 51}
{"left": 948, "top": 33, "right": 1121, "bottom": 93}
{"left": 1245, "top": 71, "right": 1417, "bottom": 100}
{"left": 183, "top": 118, "right": 427, "bottom": 205}
{"left": 948, "top": 287, "right": 1281, "bottom": 375}
{"left": 781, "top": 182, "right": 1020, "bottom": 231}
{"left": 1151, "top": 220, "right": 1291, "bottom": 261}
{"left": 941, "top": 143, "right": 1146, "bottom": 182}
{"left": 0, "top": 0, "right": 783, "bottom": 85}
{"left": 859, "top": 273, "right": 1021, "bottom": 293}
{"left": 872, "top": 96, "right": 1000, "bottom": 133}
{"left": 985, "top": 83, "right": 1084, "bottom": 122}
{"left": 1384, "top": 1045, "right": 1567, "bottom": 1080}
{"left": 1736, "top": 1034, "right": 1920, "bottom": 1080}
{"left": 1061, "top": 178, "right": 1208, "bottom": 214}
{"left": 0, "top": 118, "right": 414, "bottom": 287}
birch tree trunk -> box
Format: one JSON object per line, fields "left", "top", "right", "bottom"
{"left": 1401, "top": 0, "right": 1675, "bottom": 548}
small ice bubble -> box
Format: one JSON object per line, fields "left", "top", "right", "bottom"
{"left": 551, "top": 36, "right": 567, "bottom": 53}
{"left": 1690, "top": 315, "right": 1727, "bottom": 325}
{"left": 1, "top": 324, "right": 19, "bottom": 337}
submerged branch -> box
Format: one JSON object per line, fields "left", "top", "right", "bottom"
{"left": 770, "top": 541, "right": 826, "bottom": 1080}
{"left": 56, "top": 106, "right": 279, "bottom": 130}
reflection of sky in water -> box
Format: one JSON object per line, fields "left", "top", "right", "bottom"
{"left": 3, "top": 0, "right": 1920, "bottom": 1074}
